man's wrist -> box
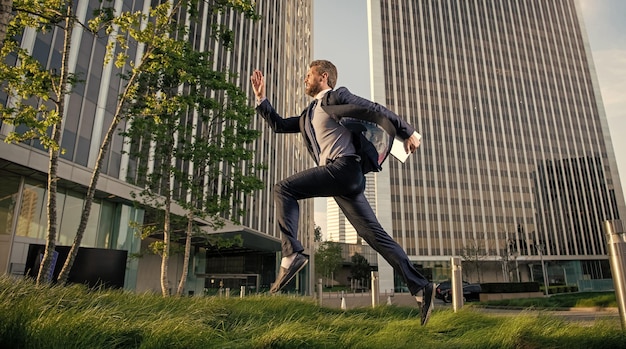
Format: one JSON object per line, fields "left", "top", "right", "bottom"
{"left": 255, "top": 96, "right": 267, "bottom": 106}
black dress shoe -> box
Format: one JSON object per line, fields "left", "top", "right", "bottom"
{"left": 420, "top": 283, "right": 435, "bottom": 326}
{"left": 270, "top": 253, "right": 309, "bottom": 294}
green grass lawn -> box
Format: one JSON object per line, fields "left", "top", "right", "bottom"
{"left": 1, "top": 276, "right": 624, "bottom": 349}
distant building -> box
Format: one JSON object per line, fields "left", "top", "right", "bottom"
{"left": 364, "top": 0, "right": 625, "bottom": 292}
{"left": 326, "top": 177, "right": 377, "bottom": 244}
{"left": 332, "top": 242, "right": 378, "bottom": 290}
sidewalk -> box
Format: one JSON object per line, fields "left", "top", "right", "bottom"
{"left": 319, "top": 292, "right": 621, "bottom": 325}
{"left": 318, "top": 292, "right": 420, "bottom": 309}
{"left": 474, "top": 305, "right": 620, "bottom": 324}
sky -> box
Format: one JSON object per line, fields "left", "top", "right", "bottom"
{"left": 312, "top": 0, "right": 626, "bottom": 236}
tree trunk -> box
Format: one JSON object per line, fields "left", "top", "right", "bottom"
{"left": 36, "top": 124, "right": 61, "bottom": 285}
{"left": 57, "top": 10, "right": 150, "bottom": 283}
{"left": 176, "top": 211, "right": 193, "bottom": 296}
{"left": 57, "top": 114, "right": 122, "bottom": 284}
{"left": 160, "top": 144, "right": 173, "bottom": 297}
{"left": 160, "top": 198, "right": 172, "bottom": 296}
{"left": 0, "top": 0, "right": 13, "bottom": 46}
{"left": 36, "top": 4, "right": 73, "bottom": 285}
{"left": 161, "top": 201, "right": 170, "bottom": 296}
{"left": 48, "top": 4, "right": 92, "bottom": 285}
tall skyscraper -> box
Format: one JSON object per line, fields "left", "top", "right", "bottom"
{"left": 367, "top": 0, "right": 625, "bottom": 291}
{"left": 326, "top": 176, "right": 376, "bottom": 244}
{"left": 0, "top": 0, "right": 314, "bottom": 293}
{"left": 213, "top": 0, "right": 315, "bottom": 253}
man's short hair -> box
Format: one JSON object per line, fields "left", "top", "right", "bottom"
{"left": 310, "top": 60, "right": 337, "bottom": 88}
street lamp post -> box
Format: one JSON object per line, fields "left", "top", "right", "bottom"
{"left": 537, "top": 244, "right": 549, "bottom": 296}
{"left": 514, "top": 252, "right": 520, "bottom": 282}
{"left": 506, "top": 236, "right": 520, "bottom": 282}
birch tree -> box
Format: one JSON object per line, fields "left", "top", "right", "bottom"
{"left": 460, "top": 239, "right": 487, "bottom": 283}
{"left": 0, "top": 0, "right": 79, "bottom": 284}
{"left": 120, "top": 2, "right": 261, "bottom": 296}
{"left": 124, "top": 43, "right": 262, "bottom": 296}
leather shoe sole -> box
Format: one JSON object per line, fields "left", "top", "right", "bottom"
{"left": 270, "top": 253, "right": 308, "bottom": 294}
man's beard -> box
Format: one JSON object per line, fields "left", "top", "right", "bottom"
{"left": 306, "top": 80, "right": 322, "bottom": 97}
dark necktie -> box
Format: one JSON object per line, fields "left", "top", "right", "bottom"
{"left": 304, "top": 99, "right": 321, "bottom": 164}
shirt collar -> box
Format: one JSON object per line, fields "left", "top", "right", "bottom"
{"left": 314, "top": 88, "right": 332, "bottom": 100}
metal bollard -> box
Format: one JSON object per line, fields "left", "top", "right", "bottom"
{"left": 225, "top": 288, "right": 230, "bottom": 298}
{"left": 605, "top": 220, "right": 626, "bottom": 331}
{"left": 451, "top": 257, "right": 464, "bottom": 312}
{"left": 317, "top": 278, "right": 323, "bottom": 306}
{"left": 371, "top": 271, "right": 379, "bottom": 307}
{"left": 240, "top": 286, "right": 245, "bottom": 299}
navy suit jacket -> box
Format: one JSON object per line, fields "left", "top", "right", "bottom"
{"left": 256, "top": 87, "right": 416, "bottom": 172}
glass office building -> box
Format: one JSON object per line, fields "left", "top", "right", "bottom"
{"left": 0, "top": 0, "right": 314, "bottom": 294}
{"left": 367, "top": 0, "right": 625, "bottom": 291}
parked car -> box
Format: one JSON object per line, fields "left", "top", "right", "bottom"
{"left": 394, "top": 286, "right": 410, "bottom": 293}
{"left": 441, "top": 283, "right": 482, "bottom": 303}
{"left": 435, "top": 280, "right": 469, "bottom": 300}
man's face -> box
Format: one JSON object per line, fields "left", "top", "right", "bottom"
{"left": 304, "top": 66, "right": 327, "bottom": 97}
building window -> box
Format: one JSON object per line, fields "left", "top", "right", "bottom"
{"left": 16, "top": 182, "right": 47, "bottom": 240}
{"left": 0, "top": 174, "right": 21, "bottom": 235}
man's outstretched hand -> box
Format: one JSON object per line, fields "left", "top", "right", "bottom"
{"left": 250, "top": 70, "right": 266, "bottom": 101}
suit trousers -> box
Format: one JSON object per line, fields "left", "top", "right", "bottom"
{"left": 273, "top": 155, "right": 429, "bottom": 295}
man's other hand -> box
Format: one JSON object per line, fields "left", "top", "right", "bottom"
{"left": 250, "top": 70, "right": 266, "bottom": 101}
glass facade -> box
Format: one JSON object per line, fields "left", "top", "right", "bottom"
{"left": 368, "top": 0, "right": 626, "bottom": 286}
{"left": 1, "top": 0, "right": 314, "bottom": 292}
{"left": 0, "top": 167, "right": 143, "bottom": 288}
{"left": 0, "top": 174, "right": 21, "bottom": 273}
{"left": 14, "top": 182, "right": 137, "bottom": 250}
{"left": 15, "top": 182, "right": 47, "bottom": 240}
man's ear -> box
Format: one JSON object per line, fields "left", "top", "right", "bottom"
{"left": 321, "top": 72, "right": 330, "bottom": 86}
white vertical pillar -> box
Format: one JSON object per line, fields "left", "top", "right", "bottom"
{"left": 371, "top": 271, "right": 379, "bottom": 307}
{"left": 88, "top": 0, "right": 124, "bottom": 168}
{"left": 605, "top": 220, "right": 626, "bottom": 331}
{"left": 451, "top": 257, "right": 464, "bottom": 312}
